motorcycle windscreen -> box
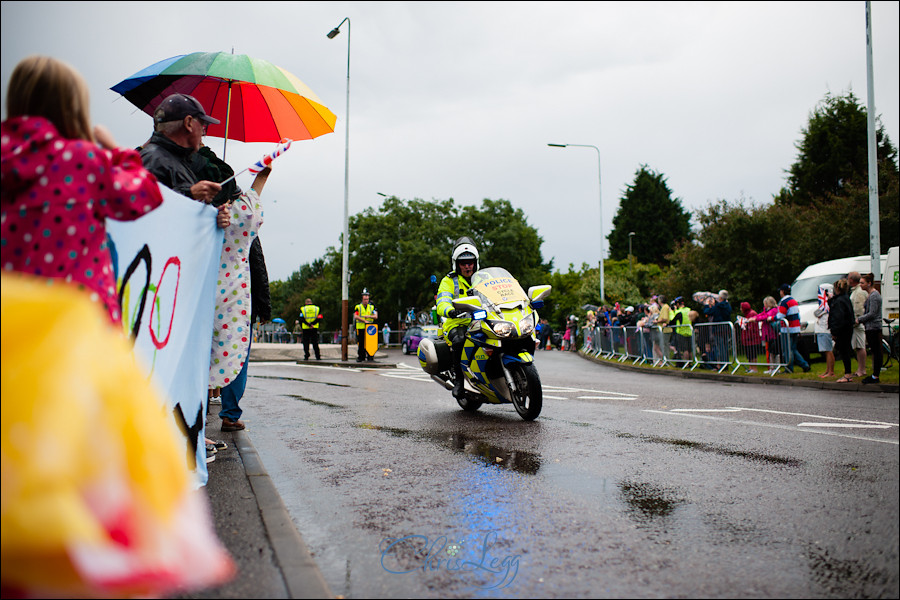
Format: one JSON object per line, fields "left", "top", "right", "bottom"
{"left": 469, "top": 267, "right": 528, "bottom": 306}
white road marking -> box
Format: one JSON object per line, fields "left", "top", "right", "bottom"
{"left": 725, "top": 407, "right": 899, "bottom": 427}
{"left": 797, "top": 422, "right": 893, "bottom": 429}
{"left": 670, "top": 408, "right": 742, "bottom": 412}
{"left": 643, "top": 409, "right": 898, "bottom": 445}
{"left": 544, "top": 395, "right": 568, "bottom": 400}
{"left": 544, "top": 385, "right": 636, "bottom": 397}
{"left": 578, "top": 396, "right": 639, "bottom": 400}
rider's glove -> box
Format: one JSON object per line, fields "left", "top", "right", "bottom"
{"left": 447, "top": 309, "right": 461, "bottom": 319}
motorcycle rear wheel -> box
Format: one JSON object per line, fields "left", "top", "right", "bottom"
{"left": 508, "top": 362, "right": 542, "bottom": 421}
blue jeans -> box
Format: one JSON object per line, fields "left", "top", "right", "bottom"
{"left": 786, "top": 332, "right": 809, "bottom": 373}
{"left": 219, "top": 340, "right": 250, "bottom": 421}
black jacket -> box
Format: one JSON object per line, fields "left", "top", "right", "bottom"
{"left": 138, "top": 132, "right": 199, "bottom": 199}
{"left": 250, "top": 237, "right": 271, "bottom": 323}
{"left": 827, "top": 293, "right": 854, "bottom": 334}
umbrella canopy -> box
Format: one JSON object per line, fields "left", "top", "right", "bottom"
{"left": 271, "top": 318, "right": 286, "bottom": 324}
{"left": 111, "top": 52, "right": 336, "bottom": 144}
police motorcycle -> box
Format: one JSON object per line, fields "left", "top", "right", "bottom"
{"left": 417, "top": 267, "right": 551, "bottom": 421}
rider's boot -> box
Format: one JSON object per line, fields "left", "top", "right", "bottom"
{"left": 452, "top": 363, "right": 465, "bottom": 398}
{"left": 451, "top": 348, "right": 465, "bottom": 398}
{"left": 448, "top": 326, "right": 466, "bottom": 398}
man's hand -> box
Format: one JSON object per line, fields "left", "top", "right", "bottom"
{"left": 216, "top": 203, "right": 231, "bottom": 229}
{"left": 191, "top": 180, "right": 223, "bottom": 204}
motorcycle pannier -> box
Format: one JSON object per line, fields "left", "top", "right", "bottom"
{"left": 417, "top": 338, "right": 452, "bottom": 375}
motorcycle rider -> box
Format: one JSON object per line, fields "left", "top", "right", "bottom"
{"left": 436, "top": 236, "right": 479, "bottom": 399}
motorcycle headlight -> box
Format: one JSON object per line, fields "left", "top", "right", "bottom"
{"left": 519, "top": 313, "right": 535, "bottom": 335}
{"left": 490, "top": 320, "right": 514, "bottom": 337}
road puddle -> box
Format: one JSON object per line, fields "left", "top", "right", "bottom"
{"left": 354, "top": 423, "right": 542, "bottom": 474}
{"left": 616, "top": 432, "right": 803, "bottom": 466}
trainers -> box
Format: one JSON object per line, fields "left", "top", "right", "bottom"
{"left": 211, "top": 439, "right": 227, "bottom": 450}
{"left": 861, "top": 375, "right": 880, "bottom": 384}
{"left": 206, "top": 445, "right": 216, "bottom": 463}
{"left": 209, "top": 397, "right": 222, "bottom": 405}
{"left": 221, "top": 417, "right": 246, "bottom": 432}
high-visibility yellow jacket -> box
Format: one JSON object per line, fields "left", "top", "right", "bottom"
{"left": 436, "top": 272, "right": 472, "bottom": 335}
{"left": 300, "top": 304, "right": 320, "bottom": 329}
{"left": 354, "top": 302, "right": 376, "bottom": 330}
{"left": 671, "top": 306, "right": 692, "bottom": 337}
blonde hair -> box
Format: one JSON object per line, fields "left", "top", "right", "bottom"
{"left": 763, "top": 296, "right": 777, "bottom": 309}
{"left": 5, "top": 55, "right": 93, "bottom": 142}
{"left": 834, "top": 278, "right": 849, "bottom": 295}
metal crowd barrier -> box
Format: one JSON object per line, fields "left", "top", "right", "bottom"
{"left": 583, "top": 322, "right": 787, "bottom": 376}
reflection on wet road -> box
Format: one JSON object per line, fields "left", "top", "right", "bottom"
{"left": 240, "top": 352, "right": 899, "bottom": 598}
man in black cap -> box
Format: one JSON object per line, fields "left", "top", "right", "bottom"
{"left": 139, "top": 93, "right": 227, "bottom": 217}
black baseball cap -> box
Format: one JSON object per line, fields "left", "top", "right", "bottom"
{"left": 153, "top": 93, "right": 220, "bottom": 125}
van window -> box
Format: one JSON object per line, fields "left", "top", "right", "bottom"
{"left": 791, "top": 274, "right": 846, "bottom": 303}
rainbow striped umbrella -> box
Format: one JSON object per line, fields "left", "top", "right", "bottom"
{"left": 111, "top": 52, "right": 336, "bottom": 148}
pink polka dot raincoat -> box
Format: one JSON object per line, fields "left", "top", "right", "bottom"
{"left": 1, "top": 116, "right": 163, "bottom": 325}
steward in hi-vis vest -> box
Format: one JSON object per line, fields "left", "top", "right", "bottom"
{"left": 354, "top": 289, "right": 378, "bottom": 362}
{"left": 300, "top": 298, "right": 322, "bottom": 360}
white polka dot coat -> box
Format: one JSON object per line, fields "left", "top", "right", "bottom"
{"left": 209, "top": 189, "right": 262, "bottom": 389}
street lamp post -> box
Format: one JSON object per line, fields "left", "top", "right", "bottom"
{"left": 548, "top": 143, "right": 604, "bottom": 303}
{"left": 328, "top": 17, "right": 351, "bottom": 361}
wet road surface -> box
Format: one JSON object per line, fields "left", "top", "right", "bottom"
{"left": 239, "top": 349, "right": 899, "bottom": 598}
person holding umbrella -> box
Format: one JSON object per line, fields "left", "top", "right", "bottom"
{"left": 138, "top": 93, "right": 231, "bottom": 228}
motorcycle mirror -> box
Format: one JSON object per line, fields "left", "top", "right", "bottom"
{"left": 528, "top": 284, "right": 552, "bottom": 302}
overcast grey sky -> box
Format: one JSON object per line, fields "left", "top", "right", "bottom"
{"left": 3, "top": 1, "right": 898, "bottom": 281}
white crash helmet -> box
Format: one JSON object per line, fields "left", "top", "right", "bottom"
{"left": 451, "top": 236, "right": 479, "bottom": 272}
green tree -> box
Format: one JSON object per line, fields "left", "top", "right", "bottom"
{"left": 661, "top": 90, "right": 900, "bottom": 311}
{"left": 660, "top": 199, "right": 807, "bottom": 306}
{"left": 607, "top": 166, "right": 692, "bottom": 265}
{"left": 270, "top": 197, "right": 552, "bottom": 332}
{"left": 777, "top": 91, "right": 899, "bottom": 206}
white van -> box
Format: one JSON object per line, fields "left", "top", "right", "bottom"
{"left": 790, "top": 252, "right": 887, "bottom": 358}
{"left": 883, "top": 245, "right": 899, "bottom": 327}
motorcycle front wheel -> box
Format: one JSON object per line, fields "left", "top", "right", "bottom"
{"left": 507, "top": 362, "right": 542, "bottom": 421}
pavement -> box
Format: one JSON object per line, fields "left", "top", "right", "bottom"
{"left": 178, "top": 343, "right": 896, "bottom": 599}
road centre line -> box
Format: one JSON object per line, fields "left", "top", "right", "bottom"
{"left": 578, "top": 396, "right": 640, "bottom": 400}
{"left": 671, "top": 408, "right": 742, "bottom": 412}
{"left": 797, "top": 422, "right": 892, "bottom": 429}
{"left": 725, "top": 407, "right": 898, "bottom": 427}
{"left": 643, "top": 409, "right": 899, "bottom": 445}
{"left": 544, "top": 385, "right": 637, "bottom": 397}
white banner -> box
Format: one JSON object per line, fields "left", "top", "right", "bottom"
{"left": 108, "top": 183, "right": 222, "bottom": 487}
